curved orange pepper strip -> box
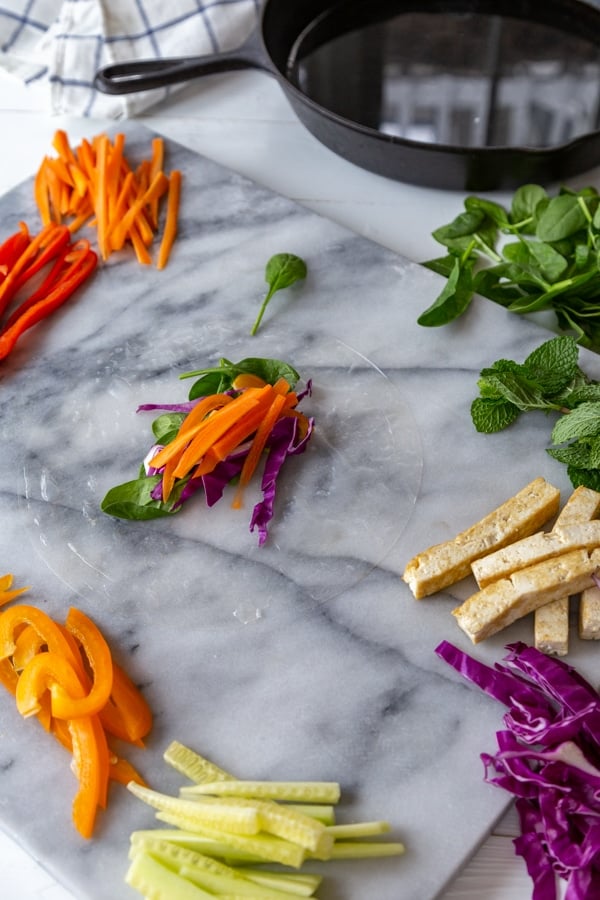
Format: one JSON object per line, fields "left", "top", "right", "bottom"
{"left": 69, "top": 712, "right": 109, "bottom": 838}
{"left": 12, "top": 624, "right": 45, "bottom": 671}
{"left": 0, "top": 604, "right": 81, "bottom": 672}
{"left": 98, "top": 661, "right": 152, "bottom": 746}
{"left": 109, "top": 755, "right": 148, "bottom": 788}
{"left": 49, "top": 607, "right": 113, "bottom": 720}
{"left": 0, "top": 572, "right": 29, "bottom": 608}
{"left": 0, "top": 657, "right": 18, "bottom": 694}
{"left": 15, "top": 650, "right": 86, "bottom": 719}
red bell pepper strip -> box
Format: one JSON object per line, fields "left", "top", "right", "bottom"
{"left": 11, "top": 223, "right": 71, "bottom": 294}
{"left": 0, "top": 222, "right": 68, "bottom": 318}
{"left": 0, "top": 224, "right": 30, "bottom": 286}
{"left": 0, "top": 240, "right": 97, "bottom": 360}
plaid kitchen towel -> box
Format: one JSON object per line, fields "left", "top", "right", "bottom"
{"left": 0, "top": 0, "right": 259, "bottom": 118}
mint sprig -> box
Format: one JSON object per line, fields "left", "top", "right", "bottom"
{"left": 471, "top": 335, "right": 600, "bottom": 489}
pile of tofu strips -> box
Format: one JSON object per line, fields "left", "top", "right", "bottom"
{"left": 402, "top": 477, "right": 600, "bottom": 656}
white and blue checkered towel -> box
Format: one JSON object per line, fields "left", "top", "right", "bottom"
{"left": 0, "top": 0, "right": 259, "bottom": 118}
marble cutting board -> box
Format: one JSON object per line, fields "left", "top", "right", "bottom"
{"left": 1, "top": 123, "right": 599, "bottom": 900}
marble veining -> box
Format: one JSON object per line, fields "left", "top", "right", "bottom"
{"left": 1, "top": 124, "right": 600, "bottom": 900}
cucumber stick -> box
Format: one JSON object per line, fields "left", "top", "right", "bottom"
{"left": 182, "top": 780, "right": 341, "bottom": 804}
{"left": 125, "top": 850, "right": 214, "bottom": 900}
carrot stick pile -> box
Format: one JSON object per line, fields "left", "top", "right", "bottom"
{"left": 0, "top": 576, "right": 153, "bottom": 839}
{"left": 34, "top": 130, "right": 182, "bottom": 268}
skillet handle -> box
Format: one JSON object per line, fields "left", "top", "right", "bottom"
{"left": 94, "top": 29, "right": 269, "bottom": 95}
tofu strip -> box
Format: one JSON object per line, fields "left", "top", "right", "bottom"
{"left": 534, "top": 596, "right": 570, "bottom": 656}
{"left": 403, "top": 478, "right": 560, "bottom": 599}
{"left": 472, "top": 522, "right": 600, "bottom": 588}
{"left": 579, "top": 586, "right": 600, "bottom": 639}
{"left": 453, "top": 547, "right": 600, "bottom": 643}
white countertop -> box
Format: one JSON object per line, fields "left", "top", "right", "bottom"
{"left": 0, "top": 65, "right": 581, "bottom": 900}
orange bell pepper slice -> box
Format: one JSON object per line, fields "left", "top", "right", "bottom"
{"left": 15, "top": 650, "right": 86, "bottom": 719}
{"left": 98, "top": 661, "right": 152, "bottom": 746}
{"left": 49, "top": 607, "right": 113, "bottom": 720}
{"left": 69, "top": 712, "right": 110, "bottom": 838}
{"left": 0, "top": 573, "right": 30, "bottom": 608}
{"left": 0, "top": 604, "right": 81, "bottom": 672}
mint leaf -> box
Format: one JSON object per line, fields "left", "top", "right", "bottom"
{"left": 551, "top": 402, "right": 600, "bottom": 444}
{"left": 523, "top": 335, "right": 580, "bottom": 395}
{"left": 475, "top": 370, "right": 552, "bottom": 411}
{"left": 567, "top": 465, "right": 600, "bottom": 492}
{"left": 547, "top": 442, "right": 596, "bottom": 468}
{"left": 471, "top": 397, "right": 520, "bottom": 433}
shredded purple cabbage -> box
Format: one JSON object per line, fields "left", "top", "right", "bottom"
{"left": 137, "top": 401, "right": 198, "bottom": 414}
{"left": 436, "top": 640, "right": 600, "bottom": 899}
{"left": 249, "top": 414, "right": 314, "bottom": 546}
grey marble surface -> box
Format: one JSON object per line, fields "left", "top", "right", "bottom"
{"left": 0, "top": 124, "right": 598, "bottom": 900}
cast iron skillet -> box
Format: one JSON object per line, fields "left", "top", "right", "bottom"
{"left": 95, "top": 0, "right": 600, "bottom": 191}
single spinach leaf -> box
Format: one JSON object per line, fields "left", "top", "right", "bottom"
{"left": 465, "top": 196, "right": 509, "bottom": 229}
{"left": 251, "top": 252, "right": 307, "bottom": 335}
{"left": 152, "top": 413, "right": 187, "bottom": 443}
{"left": 510, "top": 184, "right": 548, "bottom": 231}
{"left": 100, "top": 475, "right": 182, "bottom": 520}
{"left": 431, "top": 209, "right": 485, "bottom": 246}
{"left": 422, "top": 255, "right": 456, "bottom": 278}
{"left": 536, "top": 194, "right": 588, "bottom": 242}
{"left": 417, "top": 256, "right": 475, "bottom": 326}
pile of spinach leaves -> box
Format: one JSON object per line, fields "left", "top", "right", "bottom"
{"left": 420, "top": 183, "right": 600, "bottom": 353}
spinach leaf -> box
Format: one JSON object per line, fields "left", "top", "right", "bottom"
{"left": 152, "top": 413, "right": 186, "bottom": 443}
{"left": 100, "top": 475, "right": 184, "bottom": 520}
{"left": 250, "top": 252, "right": 307, "bottom": 335}
{"left": 510, "top": 184, "right": 548, "bottom": 231}
{"left": 419, "top": 182, "right": 600, "bottom": 351}
{"left": 417, "top": 255, "right": 475, "bottom": 326}
{"left": 535, "top": 194, "right": 588, "bottom": 242}
{"left": 180, "top": 356, "right": 301, "bottom": 400}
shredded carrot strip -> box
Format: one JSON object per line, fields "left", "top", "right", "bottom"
{"left": 149, "top": 137, "right": 164, "bottom": 225}
{"left": 34, "top": 160, "right": 52, "bottom": 226}
{"left": 157, "top": 169, "right": 181, "bottom": 269}
{"left": 52, "top": 129, "right": 77, "bottom": 166}
{"left": 232, "top": 391, "right": 289, "bottom": 509}
{"left": 95, "top": 134, "right": 110, "bottom": 260}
